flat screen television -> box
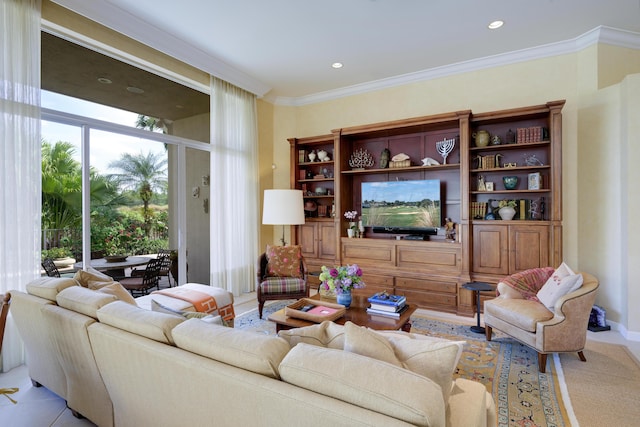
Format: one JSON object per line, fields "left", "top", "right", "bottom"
{"left": 361, "top": 179, "right": 441, "bottom": 237}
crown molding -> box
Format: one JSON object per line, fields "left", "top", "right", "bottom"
{"left": 273, "top": 25, "right": 640, "bottom": 107}
{"left": 50, "top": 0, "right": 271, "bottom": 97}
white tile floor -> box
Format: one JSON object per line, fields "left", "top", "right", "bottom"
{"left": 1, "top": 290, "right": 638, "bottom": 427}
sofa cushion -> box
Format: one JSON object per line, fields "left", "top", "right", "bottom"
{"left": 265, "top": 244, "right": 302, "bottom": 278}
{"left": 26, "top": 277, "right": 78, "bottom": 301}
{"left": 97, "top": 301, "right": 184, "bottom": 345}
{"left": 172, "top": 319, "right": 290, "bottom": 379}
{"left": 536, "top": 262, "right": 584, "bottom": 311}
{"left": 278, "top": 320, "right": 345, "bottom": 349}
{"left": 485, "top": 297, "right": 554, "bottom": 332}
{"left": 279, "top": 343, "right": 445, "bottom": 427}
{"left": 344, "top": 322, "right": 463, "bottom": 403}
{"left": 56, "top": 286, "right": 119, "bottom": 318}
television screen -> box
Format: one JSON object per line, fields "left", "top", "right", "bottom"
{"left": 361, "top": 180, "right": 441, "bottom": 232}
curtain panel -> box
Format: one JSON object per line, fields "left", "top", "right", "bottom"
{"left": 0, "top": 0, "right": 42, "bottom": 371}
{"left": 210, "top": 76, "right": 259, "bottom": 296}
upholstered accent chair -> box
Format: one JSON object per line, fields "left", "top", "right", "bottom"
{"left": 0, "top": 292, "right": 10, "bottom": 354}
{"left": 256, "top": 246, "right": 308, "bottom": 319}
{"left": 484, "top": 270, "right": 599, "bottom": 373}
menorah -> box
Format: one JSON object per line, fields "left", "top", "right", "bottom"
{"left": 436, "top": 137, "right": 455, "bottom": 164}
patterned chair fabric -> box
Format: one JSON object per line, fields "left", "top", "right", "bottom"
{"left": 256, "top": 251, "right": 308, "bottom": 319}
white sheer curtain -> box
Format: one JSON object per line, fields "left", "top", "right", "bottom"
{"left": 0, "top": 0, "right": 42, "bottom": 371}
{"left": 210, "top": 76, "right": 259, "bottom": 296}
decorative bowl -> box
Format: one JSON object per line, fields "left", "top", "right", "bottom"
{"left": 104, "top": 255, "right": 128, "bottom": 263}
{"left": 502, "top": 176, "right": 519, "bottom": 190}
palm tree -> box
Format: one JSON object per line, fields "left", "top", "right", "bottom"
{"left": 108, "top": 151, "right": 167, "bottom": 236}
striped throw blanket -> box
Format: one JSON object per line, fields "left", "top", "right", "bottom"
{"left": 153, "top": 287, "right": 235, "bottom": 322}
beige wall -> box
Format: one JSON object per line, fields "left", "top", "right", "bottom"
{"left": 268, "top": 48, "right": 640, "bottom": 336}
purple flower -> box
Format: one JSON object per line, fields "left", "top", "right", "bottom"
{"left": 329, "top": 268, "right": 339, "bottom": 278}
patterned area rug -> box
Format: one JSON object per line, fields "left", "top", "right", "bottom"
{"left": 235, "top": 301, "right": 571, "bottom": 427}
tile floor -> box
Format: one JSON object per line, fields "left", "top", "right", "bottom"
{"left": 1, "top": 284, "right": 639, "bottom": 427}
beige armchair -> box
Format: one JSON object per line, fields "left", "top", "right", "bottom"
{"left": 484, "top": 272, "right": 599, "bottom": 373}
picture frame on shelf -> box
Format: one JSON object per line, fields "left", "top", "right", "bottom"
{"left": 485, "top": 182, "right": 494, "bottom": 191}
{"left": 528, "top": 172, "right": 541, "bottom": 190}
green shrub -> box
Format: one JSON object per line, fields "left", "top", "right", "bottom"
{"left": 42, "top": 247, "right": 73, "bottom": 259}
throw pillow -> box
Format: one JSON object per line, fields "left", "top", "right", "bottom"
{"left": 277, "top": 320, "right": 345, "bottom": 349}
{"left": 265, "top": 244, "right": 302, "bottom": 278}
{"left": 499, "top": 267, "right": 555, "bottom": 300}
{"left": 343, "top": 322, "right": 402, "bottom": 367}
{"left": 537, "top": 262, "right": 584, "bottom": 311}
{"left": 97, "top": 282, "right": 137, "bottom": 305}
{"left": 74, "top": 267, "right": 114, "bottom": 289}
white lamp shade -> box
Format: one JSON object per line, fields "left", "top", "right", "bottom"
{"left": 262, "top": 189, "right": 305, "bottom": 225}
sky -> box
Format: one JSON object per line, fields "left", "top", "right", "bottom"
{"left": 41, "top": 91, "right": 166, "bottom": 175}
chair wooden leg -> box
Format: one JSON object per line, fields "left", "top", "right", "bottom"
{"left": 258, "top": 301, "right": 264, "bottom": 319}
{"left": 578, "top": 350, "right": 587, "bottom": 362}
{"left": 538, "top": 353, "right": 547, "bottom": 373}
{"left": 485, "top": 325, "right": 492, "bottom": 341}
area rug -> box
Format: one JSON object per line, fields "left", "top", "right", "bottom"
{"left": 235, "top": 301, "right": 572, "bottom": 427}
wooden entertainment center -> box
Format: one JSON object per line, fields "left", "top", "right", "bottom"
{"left": 289, "top": 101, "right": 564, "bottom": 316}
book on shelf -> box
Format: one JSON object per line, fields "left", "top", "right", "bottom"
{"left": 369, "top": 302, "right": 406, "bottom": 312}
{"left": 367, "top": 291, "right": 406, "bottom": 307}
{"left": 366, "top": 304, "right": 409, "bottom": 318}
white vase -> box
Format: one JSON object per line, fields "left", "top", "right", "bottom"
{"left": 498, "top": 206, "right": 516, "bottom": 220}
{"left": 347, "top": 228, "right": 355, "bottom": 238}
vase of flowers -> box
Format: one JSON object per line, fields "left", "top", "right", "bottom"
{"left": 318, "top": 264, "right": 365, "bottom": 308}
{"left": 344, "top": 210, "right": 358, "bottom": 238}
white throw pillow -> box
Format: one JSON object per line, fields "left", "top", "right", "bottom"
{"left": 536, "top": 262, "right": 584, "bottom": 311}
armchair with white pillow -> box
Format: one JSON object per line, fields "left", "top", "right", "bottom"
{"left": 484, "top": 263, "right": 599, "bottom": 373}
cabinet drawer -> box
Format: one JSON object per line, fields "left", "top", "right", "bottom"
{"left": 342, "top": 242, "right": 394, "bottom": 267}
{"left": 397, "top": 289, "right": 457, "bottom": 312}
{"left": 396, "top": 246, "right": 461, "bottom": 273}
{"left": 396, "top": 277, "right": 457, "bottom": 294}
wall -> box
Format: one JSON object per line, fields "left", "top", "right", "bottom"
{"left": 269, "top": 47, "right": 640, "bottom": 336}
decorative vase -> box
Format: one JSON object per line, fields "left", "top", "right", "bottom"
{"left": 472, "top": 130, "right": 490, "bottom": 147}
{"left": 347, "top": 228, "right": 355, "bottom": 238}
{"left": 319, "top": 287, "right": 336, "bottom": 300}
{"left": 502, "top": 176, "right": 518, "bottom": 190}
{"left": 498, "top": 206, "right": 516, "bottom": 221}
{"left": 337, "top": 291, "right": 352, "bottom": 308}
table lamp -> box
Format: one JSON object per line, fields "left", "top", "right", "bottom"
{"left": 262, "top": 189, "right": 305, "bottom": 245}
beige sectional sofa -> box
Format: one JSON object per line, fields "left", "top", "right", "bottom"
{"left": 11, "top": 277, "right": 495, "bottom": 427}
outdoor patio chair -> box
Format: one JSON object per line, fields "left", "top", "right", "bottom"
{"left": 41, "top": 258, "right": 61, "bottom": 277}
{"left": 131, "top": 249, "right": 175, "bottom": 287}
{"left": 120, "top": 257, "right": 163, "bottom": 296}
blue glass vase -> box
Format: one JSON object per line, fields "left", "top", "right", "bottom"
{"left": 337, "top": 291, "right": 352, "bottom": 308}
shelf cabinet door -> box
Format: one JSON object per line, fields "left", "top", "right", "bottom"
{"left": 318, "top": 222, "right": 336, "bottom": 260}
{"left": 509, "top": 224, "right": 549, "bottom": 272}
{"left": 472, "top": 224, "right": 509, "bottom": 275}
{"left": 299, "top": 223, "right": 319, "bottom": 259}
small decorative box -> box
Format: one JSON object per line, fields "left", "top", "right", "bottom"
{"left": 285, "top": 298, "right": 346, "bottom": 323}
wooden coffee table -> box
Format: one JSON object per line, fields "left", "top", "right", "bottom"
{"left": 268, "top": 292, "right": 417, "bottom": 333}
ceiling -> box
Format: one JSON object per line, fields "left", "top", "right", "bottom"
{"left": 45, "top": 0, "right": 640, "bottom": 118}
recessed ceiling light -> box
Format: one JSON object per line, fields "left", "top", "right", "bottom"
{"left": 331, "top": 62, "right": 343, "bottom": 69}
{"left": 126, "top": 86, "right": 144, "bottom": 94}
{"left": 488, "top": 20, "right": 504, "bottom": 30}
{"left": 97, "top": 77, "right": 112, "bottom": 84}
{"left": 175, "top": 104, "right": 184, "bottom": 109}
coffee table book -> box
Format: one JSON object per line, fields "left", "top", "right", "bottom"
{"left": 284, "top": 298, "right": 346, "bottom": 323}
{"left": 367, "top": 292, "right": 406, "bottom": 307}
{"left": 366, "top": 304, "right": 410, "bottom": 318}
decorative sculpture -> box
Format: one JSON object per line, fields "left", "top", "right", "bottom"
{"left": 380, "top": 148, "right": 391, "bottom": 168}
{"left": 349, "top": 148, "right": 375, "bottom": 170}
{"left": 421, "top": 157, "right": 440, "bottom": 166}
{"left": 436, "top": 137, "right": 455, "bottom": 164}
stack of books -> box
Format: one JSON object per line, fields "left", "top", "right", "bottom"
{"left": 366, "top": 292, "right": 408, "bottom": 318}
